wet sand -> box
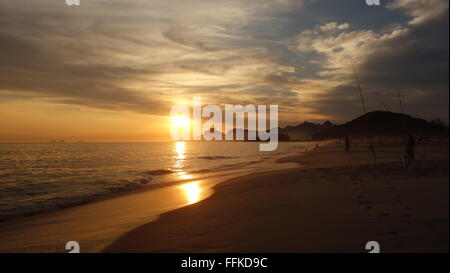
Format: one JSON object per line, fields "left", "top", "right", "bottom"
{"left": 0, "top": 157, "right": 297, "bottom": 253}
{"left": 106, "top": 142, "right": 449, "bottom": 253}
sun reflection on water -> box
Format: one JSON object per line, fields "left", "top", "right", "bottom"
{"left": 180, "top": 182, "right": 201, "bottom": 204}
{"left": 173, "top": 141, "right": 195, "bottom": 181}
{"left": 173, "top": 141, "right": 186, "bottom": 170}
{"left": 176, "top": 171, "right": 194, "bottom": 180}
{"left": 175, "top": 141, "right": 186, "bottom": 160}
{"left": 173, "top": 142, "right": 202, "bottom": 204}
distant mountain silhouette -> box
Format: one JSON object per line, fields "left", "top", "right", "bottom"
{"left": 313, "top": 111, "right": 448, "bottom": 140}
{"left": 198, "top": 111, "right": 447, "bottom": 141}
{"left": 201, "top": 128, "right": 290, "bottom": 141}
{"left": 280, "top": 121, "right": 333, "bottom": 140}
{"left": 225, "top": 128, "right": 290, "bottom": 141}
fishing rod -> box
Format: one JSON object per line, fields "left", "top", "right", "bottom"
{"left": 397, "top": 88, "right": 404, "bottom": 113}
{"left": 351, "top": 60, "right": 377, "bottom": 164}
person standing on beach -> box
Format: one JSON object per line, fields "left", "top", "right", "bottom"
{"left": 406, "top": 133, "right": 416, "bottom": 162}
{"left": 345, "top": 137, "right": 351, "bottom": 152}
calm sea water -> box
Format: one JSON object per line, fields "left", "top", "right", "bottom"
{"left": 0, "top": 141, "right": 313, "bottom": 221}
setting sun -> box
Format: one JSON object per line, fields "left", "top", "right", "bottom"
{"left": 0, "top": 0, "right": 448, "bottom": 257}
{"left": 171, "top": 116, "right": 191, "bottom": 128}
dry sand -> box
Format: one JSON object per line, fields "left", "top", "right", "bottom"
{"left": 105, "top": 141, "right": 449, "bottom": 253}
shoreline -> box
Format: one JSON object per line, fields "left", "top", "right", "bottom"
{"left": 0, "top": 141, "right": 313, "bottom": 224}
{"left": 105, "top": 141, "right": 449, "bottom": 253}
{"left": 0, "top": 141, "right": 447, "bottom": 253}
{"left": 0, "top": 150, "right": 301, "bottom": 253}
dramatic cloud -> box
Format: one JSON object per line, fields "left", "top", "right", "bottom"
{"left": 387, "top": 0, "right": 449, "bottom": 25}
{"left": 0, "top": 0, "right": 448, "bottom": 130}
{"left": 0, "top": 0, "right": 307, "bottom": 119}
{"left": 294, "top": 0, "right": 449, "bottom": 121}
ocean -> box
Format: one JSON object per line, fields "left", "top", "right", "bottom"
{"left": 0, "top": 141, "right": 315, "bottom": 221}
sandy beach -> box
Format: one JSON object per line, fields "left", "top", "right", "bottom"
{"left": 106, "top": 141, "right": 449, "bottom": 253}
{"left": 1, "top": 0, "right": 449, "bottom": 258}
{"left": 0, "top": 149, "right": 299, "bottom": 253}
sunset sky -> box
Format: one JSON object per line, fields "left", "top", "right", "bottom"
{"left": 0, "top": 0, "right": 448, "bottom": 142}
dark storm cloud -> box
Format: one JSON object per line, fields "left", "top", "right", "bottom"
{"left": 302, "top": 0, "right": 449, "bottom": 122}
{"left": 358, "top": 9, "right": 449, "bottom": 92}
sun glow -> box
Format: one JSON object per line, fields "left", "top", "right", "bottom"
{"left": 171, "top": 115, "right": 191, "bottom": 128}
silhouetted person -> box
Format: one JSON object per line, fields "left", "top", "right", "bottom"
{"left": 406, "top": 133, "right": 415, "bottom": 162}
{"left": 345, "top": 137, "right": 351, "bottom": 152}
